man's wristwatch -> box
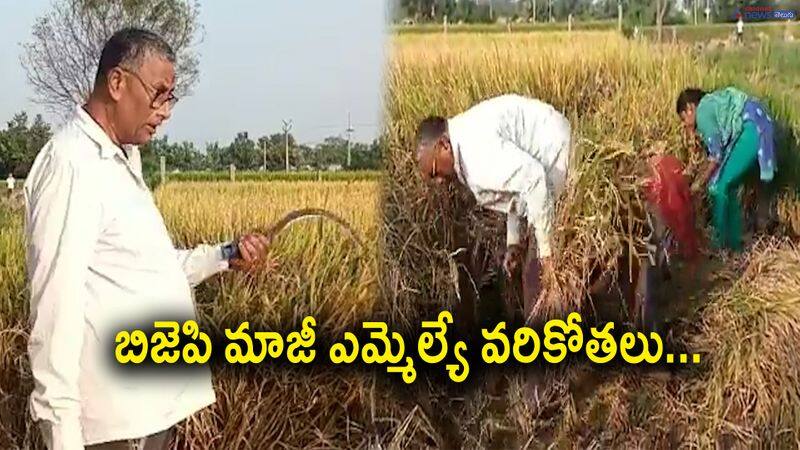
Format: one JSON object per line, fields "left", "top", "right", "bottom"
{"left": 221, "top": 241, "right": 240, "bottom": 261}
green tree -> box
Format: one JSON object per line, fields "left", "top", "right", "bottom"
{"left": 227, "top": 132, "right": 259, "bottom": 170}
{"left": 349, "top": 138, "right": 383, "bottom": 170}
{"left": 621, "top": 0, "right": 677, "bottom": 27}
{"left": 0, "top": 112, "right": 53, "bottom": 177}
{"left": 257, "top": 133, "right": 298, "bottom": 171}
{"left": 205, "top": 142, "right": 227, "bottom": 171}
{"left": 140, "top": 136, "right": 204, "bottom": 176}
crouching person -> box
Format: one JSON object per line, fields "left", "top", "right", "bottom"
{"left": 414, "top": 94, "right": 572, "bottom": 324}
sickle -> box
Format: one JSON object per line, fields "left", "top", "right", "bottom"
{"left": 230, "top": 208, "right": 365, "bottom": 259}
{"left": 264, "top": 207, "right": 365, "bottom": 249}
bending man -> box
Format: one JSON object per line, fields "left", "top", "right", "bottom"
{"left": 415, "top": 94, "right": 572, "bottom": 322}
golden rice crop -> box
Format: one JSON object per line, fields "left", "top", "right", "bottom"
{"left": 676, "top": 238, "right": 800, "bottom": 447}
{"left": 1, "top": 180, "right": 434, "bottom": 450}
{"left": 380, "top": 29, "right": 800, "bottom": 448}
{"left": 777, "top": 188, "right": 800, "bottom": 238}
{"left": 382, "top": 31, "right": 709, "bottom": 320}
{"left": 152, "top": 180, "right": 379, "bottom": 336}
{"left": 382, "top": 31, "right": 800, "bottom": 320}
{"left": 0, "top": 202, "right": 25, "bottom": 326}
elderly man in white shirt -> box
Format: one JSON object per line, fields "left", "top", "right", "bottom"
{"left": 415, "top": 94, "right": 572, "bottom": 323}
{"left": 23, "top": 28, "right": 271, "bottom": 450}
{"left": 736, "top": 15, "right": 744, "bottom": 43}
{"left": 5, "top": 173, "right": 14, "bottom": 197}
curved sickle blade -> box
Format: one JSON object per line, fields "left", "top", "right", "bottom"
{"left": 265, "top": 208, "right": 365, "bottom": 249}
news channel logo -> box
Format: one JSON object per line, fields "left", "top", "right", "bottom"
{"left": 734, "top": 7, "right": 796, "bottom": 20}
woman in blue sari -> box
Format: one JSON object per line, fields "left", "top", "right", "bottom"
{"left": 675, "top": 86, "right": 777, "bottom": 253}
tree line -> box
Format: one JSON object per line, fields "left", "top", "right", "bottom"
{"left": 391, "top": 0, "right": 800, "bottom": 26}
{"left": 140, "top": 132, "right": 382, "bottom": 173}
{"left": 0, "top": 112, "right": 382, "bottom": 180}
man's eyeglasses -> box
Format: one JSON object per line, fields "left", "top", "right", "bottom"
{"left": 119, "top": 67, "right": 179, "bottom": 109}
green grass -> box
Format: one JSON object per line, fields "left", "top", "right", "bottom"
{"left": 704, "top": 40, "right": 800, "bottom": 91}
{"left": 640, "top": 20, "right": 798, "bottom": 43}
{"left": 392, "top": 19, "right": 617, "bottom": 34}
{"left": 702, "top": 40, "right": 800, "bottom": 191}
{"left": 392, "top": 19, "right": 797, "bottom": 43}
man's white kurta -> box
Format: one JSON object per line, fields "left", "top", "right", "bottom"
{"left": 447, "top": 94, "right": 572, "bottom": 258}
{"left": 23, "top": 106, "right": 228, "bottom": 449}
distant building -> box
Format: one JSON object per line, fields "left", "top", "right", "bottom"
{"left": 327, "top": 164, "right": 343, "bottom": 172}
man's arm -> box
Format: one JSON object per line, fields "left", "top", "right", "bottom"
{"left": 175, "top": 234, "right": 273, "bottom": 287}
{"left": 25, "top": 157, "right": 102, "bottom": 450}
{"left": 175, "top": 244, "right": 230, "bottom": 288}
{"left": 520, "top": 162, "right": 555, "bottom": 259}
{"left": 491, "top": 139, "right": 556, "bottom": 258}
{"left": 506, "top": 208, "right": 523, "bottom": 248}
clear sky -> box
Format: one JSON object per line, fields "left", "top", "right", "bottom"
{"left": 0, "top": 1, "right": 388, "bottom": 147}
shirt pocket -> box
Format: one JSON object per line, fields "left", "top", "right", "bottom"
{"left": 100, "top": 188, "right": 173, "bottom": 261}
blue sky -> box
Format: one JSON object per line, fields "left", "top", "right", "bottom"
{"left": 0, "top": 1, "right": 388, "bottom": 147}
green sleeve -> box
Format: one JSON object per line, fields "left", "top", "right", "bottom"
{"left": 695, "top": 96, "right": 723, "bottom": 161}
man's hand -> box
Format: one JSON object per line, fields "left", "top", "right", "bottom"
{"left": 229, "top": 233, "right": 275, "bottom": 272}
{"left": 503, "top": 244, "right": 524, "bottom": 278}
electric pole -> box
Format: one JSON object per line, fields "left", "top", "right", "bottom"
{"left": 282, "top": 119, "right": 292, "bottom": 172}
{"left": 262, "top": 139, "right": 267, "bottom": 171}
{"left": 346, "top": 112, "right": 354, "bottom": 168}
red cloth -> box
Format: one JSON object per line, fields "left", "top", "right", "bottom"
{"left": 642, "top": 155, "right": 699, "bottom": 260}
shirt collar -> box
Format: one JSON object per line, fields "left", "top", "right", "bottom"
{"left": 447, "top": 118, "right": 468, "bottom": 186}
{"left": 74, "top": 105, "right": 146, "bottom": 187}
{"left": 75, "top": 105, "right": 127, "bottom": 159}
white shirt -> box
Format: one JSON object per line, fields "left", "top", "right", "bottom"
{"left": 447, "top": 94, "right": 572, "bottom": 258}
{"left": 23, "top": 106, "right": 230, "bottom": 449}
{"left": 6, "top": 175, "right": 14, "bottom": 190}
{"left": 737, "top": 19, "right": 744, "bottom": 33}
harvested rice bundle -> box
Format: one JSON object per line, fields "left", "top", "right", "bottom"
{"left": 686, "top": 238, "right": 800, "bottom": 446}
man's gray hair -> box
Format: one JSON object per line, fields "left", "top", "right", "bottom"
{"left": 95, "top": 27, "right": 175, "bottom": 84}
{"left": 415, "top": 116, "right": 448, "bottom": 155}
